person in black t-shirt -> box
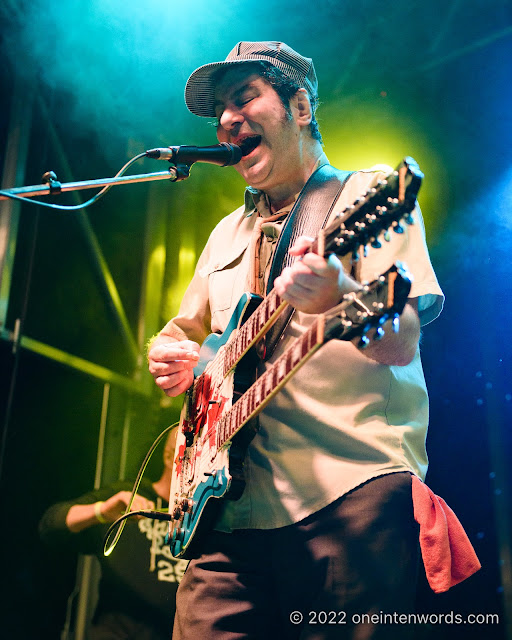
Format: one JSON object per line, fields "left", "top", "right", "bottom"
{"left": 39, "top": 427, "right": 187, "bottom": 639}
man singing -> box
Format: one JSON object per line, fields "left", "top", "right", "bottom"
{"left": 148, "top": 41, "right": 445, "bottom": 639}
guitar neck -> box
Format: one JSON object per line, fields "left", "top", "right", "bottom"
{"left": 222, "top": 289, "right": 288, "bottom": 375}
{"left": 211, "top": 261, "right": 411, "bottom": 451}
{"left": 216, "top": 315, "right": 326, "bottom": 448}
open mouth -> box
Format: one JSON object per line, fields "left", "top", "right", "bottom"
{"left": 237, "top": 135, "right": 262, "bottom": 157}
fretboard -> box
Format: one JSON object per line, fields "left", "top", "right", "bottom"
{"left": 215, "top": 315, "right": 326, "bottom": 449}
{"left": 222, "top": 289, "right": 287, "bottom": 376}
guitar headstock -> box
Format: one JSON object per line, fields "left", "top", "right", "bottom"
{"left": 319, "top": 157, "right": 423, "bottom": 261}
{"left": 324, "top": 262, "right": 413, "bottom": 345}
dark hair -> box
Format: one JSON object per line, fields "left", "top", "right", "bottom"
{"left": 213, "top": 61, "right": 323, "bottom": 143}
{"left": 257, "top": 63, "right": 322, "bottom": 143}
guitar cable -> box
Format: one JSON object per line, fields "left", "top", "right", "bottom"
{"left": 103, "top": 422, "right": 177, "bottom": 557}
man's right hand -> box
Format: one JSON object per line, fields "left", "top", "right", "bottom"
{"left": 101, "top": 491, "right": 155, "bottom": 522}
{"left": 148, "top": 339, "right": 200, "bottom": 397}
{"left": 66, "top": 491, "right": 156, "bottom": 532}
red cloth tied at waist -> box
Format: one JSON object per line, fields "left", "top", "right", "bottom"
{"left": 411, "top": 475, "right": 481, "bottom": 593}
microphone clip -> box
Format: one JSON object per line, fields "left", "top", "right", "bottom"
{"left": 42, "top": 171, "right": 62, "bottom": 195}
{"left": 168, "top": 164, "right": 190, "bottom": 182}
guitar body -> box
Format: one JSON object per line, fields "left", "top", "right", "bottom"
{"left": 168, "top": 293, "right": 262, "bottom": 559}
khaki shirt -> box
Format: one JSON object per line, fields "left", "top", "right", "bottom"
{"left": 162, "top": 163, "right": 444, "bottom": 530}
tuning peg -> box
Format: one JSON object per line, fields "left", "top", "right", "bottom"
{"left": 392, "top": 314, "right": 400, "bottom": 333}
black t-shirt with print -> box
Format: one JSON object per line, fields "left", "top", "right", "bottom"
{"left": 39, "top": 478, "right": 188, "bottom": 638}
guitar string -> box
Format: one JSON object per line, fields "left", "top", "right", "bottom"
{"left": 196, "top": 323, "right": 317, "bottom": 451}
{"left": 203, "top": 286, "right": 278, "bottom": 387}
{"left": 194, "top": 289, "right": 283, "bottom": 454}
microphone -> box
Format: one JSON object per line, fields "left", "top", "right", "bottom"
{"left": 145, "top": 143, "right": 242, "bottom": 166}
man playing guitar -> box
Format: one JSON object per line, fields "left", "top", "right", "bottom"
{"left": 148, "top": 41, "right": 445, "bottom": 640}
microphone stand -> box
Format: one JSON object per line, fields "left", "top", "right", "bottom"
{"left": 0, "top": 156, "right": 193, "bottom": 640}
{"left": 0, "top": 164, "right": 191, "bottom": 203}
{"left": 0, "top": 158, "right": 192, "bottom": 500}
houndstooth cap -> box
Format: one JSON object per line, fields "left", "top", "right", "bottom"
{"left": 184, "top": 41, "right": 318, "bottom": 118}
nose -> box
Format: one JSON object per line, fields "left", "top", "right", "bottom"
{"left": 218, "top": 106, "right": 244, "bottom": 135}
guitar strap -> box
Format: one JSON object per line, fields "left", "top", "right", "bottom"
{"left": 262, "top": 164, "right": 353, "bottom": 359}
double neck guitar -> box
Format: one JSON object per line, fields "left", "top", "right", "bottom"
{"left": 168, "top": 157, "right": 422, "bottom": 559}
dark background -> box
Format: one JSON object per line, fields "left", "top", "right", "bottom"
{"left": 1, "top": 1, "right": 511, "bottom": 638}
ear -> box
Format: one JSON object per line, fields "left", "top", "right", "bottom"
{"left": 292, "top": 88, "right": 313, "bottom": 128}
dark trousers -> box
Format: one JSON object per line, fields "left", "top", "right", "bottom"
{"left": 173, "top": 472, "right": 419, "bottom": 640}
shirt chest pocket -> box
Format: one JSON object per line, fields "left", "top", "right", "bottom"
{"left": 198, "top": 246, "right": 247, "bottom": 316}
